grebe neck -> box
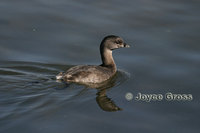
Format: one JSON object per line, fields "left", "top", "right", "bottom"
{"left": 100, "top": 48, "right": 116, "bottom": 72}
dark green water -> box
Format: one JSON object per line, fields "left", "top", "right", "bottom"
{"left": 0, "top": 0, "right": 200, "bottom": 133}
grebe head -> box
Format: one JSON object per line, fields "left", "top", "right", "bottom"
{"left": 100, "top": 35, "right": 130, "bottom": 51}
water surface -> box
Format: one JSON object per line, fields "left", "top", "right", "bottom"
{"left": 0, "top": 0, "right": 200, "bottom": 133}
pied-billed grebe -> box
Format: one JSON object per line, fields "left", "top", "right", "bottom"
{"left": 56, "top": 35, "right": 130, "bottom": 83}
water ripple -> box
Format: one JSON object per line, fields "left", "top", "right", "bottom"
{"left": 0, "top": 61, "right": 130, "bottom": 123}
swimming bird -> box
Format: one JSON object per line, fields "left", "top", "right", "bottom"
{"left": 56, "top": 35, "right": 130, "bottom": 84}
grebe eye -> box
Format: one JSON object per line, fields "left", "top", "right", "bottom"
{"left": 115, "top": 40, "right": 122, "bottom": 44}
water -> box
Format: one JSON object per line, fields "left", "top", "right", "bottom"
{"left": 0, "top": 0, "right": 200, "bottom": 133}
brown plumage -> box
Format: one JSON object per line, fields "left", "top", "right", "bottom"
{"left": 56, "top": 35, "right": 130, "bottom": 84}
